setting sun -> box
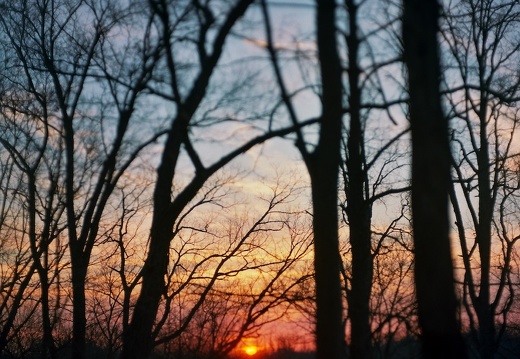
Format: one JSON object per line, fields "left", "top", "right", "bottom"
{"left": 243, "top": 345, "right": 258, "bottom": 356}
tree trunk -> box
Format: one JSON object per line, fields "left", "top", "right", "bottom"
{"left": 347, "top": 197, "right": 372, "bottom": 359}
{"left": 344, "top": 0, "right": 373, "bottom": 358}
{"left": 120, "top": 220, "right": 172, "bottom": 359}
{"left": 38, "top": 266, "right": 57, "bottom": 359}
{"left": 402, "top": 0, "right": 467, "bottom": 358}
{"left": 477, "top": 305, "right": 495, "bottom": 359}
{"left": 70, "top": 253, "right": 88, "bottom": 359}
{"left": 309, "top": 1, "right": 345, "bottom": 358}
{"left": 476, "top": 94, "right": 495, "bottom": 359}
{"left": 120, "top": 117, "right": 183, "bottom": 359}
{"left": 308, "top": 164, "right": 345, "bottom": 359}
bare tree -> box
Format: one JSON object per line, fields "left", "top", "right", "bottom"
{"left": 0, "top": 148, "right": 40, "bottom": 356}
{"left": 370, "top": 241, "right": 418, "bottom": 358}
{"left": 341, "top": 1, "right": 376, "bottom": 356}
{"left": 339, "top": 0, "right": 410, "bottom": 356}
{"left": 261, "top": 0, "right": 345, "bottom": 357}
{"left": 85, "top": 186, "right": 149, "bottom": 358}
{"left": 402, "top": 0, "right": 467, "bottom": 357}
{"left": 0, "top": 54, "right": 69, "bottom": 357}
{"left": 441, "top": 0, "right": 520, "bottom": 357}
{"left": 0, "top": 1, "right": 160, "bottom": 358}
{"left": 153, "top": 179, "right": 314, "bottom": 359}
{"left": 119, "top": 1, "right": 319, "bottom": 357}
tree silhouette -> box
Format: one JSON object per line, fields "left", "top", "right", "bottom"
{"left": 261, "top": 0, "right": 345, "bottom": 357}
{"left": 442, "top": 0, "right": 520, "bottom": 356}
{"left": 402, "top": 0, "right": 467, "bottom": 357}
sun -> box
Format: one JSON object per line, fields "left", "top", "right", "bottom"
{"left": 243, "top": 345, "right": 258, "bottom": 356}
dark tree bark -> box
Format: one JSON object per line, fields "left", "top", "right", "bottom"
{"left": 343, "top": 1, "right": 373, "bottom": 358}
{"left": 402, "top": 0, "right": 467, "bottom": 358}
{"left": 309, "top": 1, "right": 345, "bottom": 358}
{"left": 261, "top": 1, "right": 345, "bottom": 357}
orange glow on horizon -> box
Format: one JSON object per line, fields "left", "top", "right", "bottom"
{"left": 243, "top": 345, "right": 258, "bottom": 356}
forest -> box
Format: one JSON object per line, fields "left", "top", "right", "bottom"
{"left": 0, "top": 0, "right": 519, "bottom": 358}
